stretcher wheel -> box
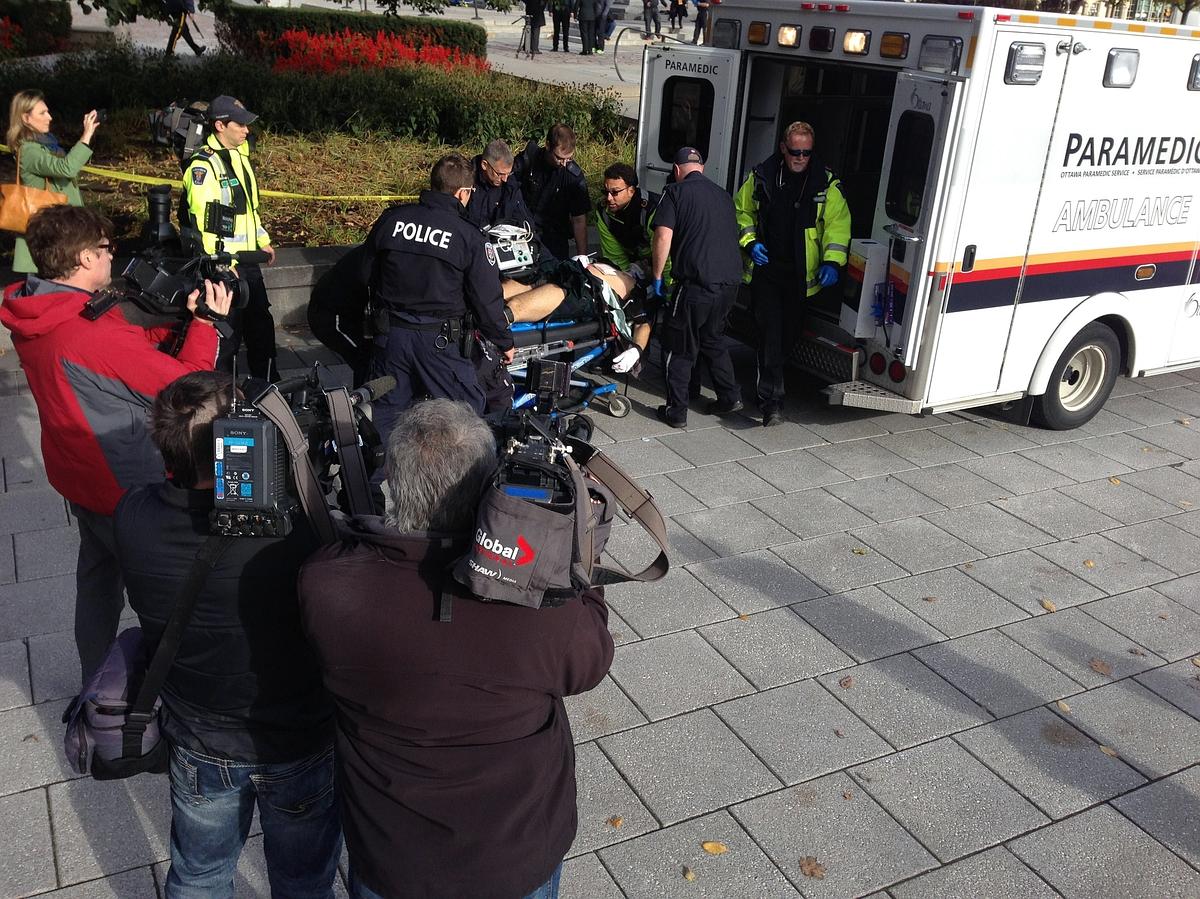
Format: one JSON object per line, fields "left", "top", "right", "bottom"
{"left": 606, "top": 394, "right": 632, "bottom": 418}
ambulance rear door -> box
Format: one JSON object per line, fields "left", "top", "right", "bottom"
{"left": 636, "top": 45, "right": 742, "bottom": 196}
{"left": 870, "top": 70, "right": 964, "bottom": 374}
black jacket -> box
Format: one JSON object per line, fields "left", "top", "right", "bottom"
{"left": 515, "top": 140, "right": 590, "bottom": 257}
{"left": 113, "top": 481, "right": 334, "bottom": 764}
{"left": 298, "top": 518, "right": 614, "bottom": 899}
{"left": 654, "top": 170, "right": 743, "bottom": 286}
{"left": 464, "top": 155, "right": 535, "bottom": 233}
{"left": 366, "top": 190, "right": 513, "bottom": 349}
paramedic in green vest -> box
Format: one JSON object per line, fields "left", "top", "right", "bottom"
{"left": 596, "top": 162, "right": 663, "bottom": 279}
{"left": 182, "top": 95, "right": 277, "bottom": 380}
{"left": 734, "top": 121, "right": 850, "bottom": 427}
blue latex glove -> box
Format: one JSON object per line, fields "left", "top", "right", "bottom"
{"left": 817, "top": 263, "right": 839, "bottom": 287}
{"left": 749, "top": 242, "right": 769, "bottom": 266}
{"left": 652, "top": 277, "right": 666, "bottom": 298}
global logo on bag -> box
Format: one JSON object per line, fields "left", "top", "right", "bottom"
{"left": 474, "top": 529, "right": 536, "bottom": 567}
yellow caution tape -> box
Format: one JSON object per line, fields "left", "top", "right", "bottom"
{"left": 0, "top": 144, "right": 416, "bottom": 202}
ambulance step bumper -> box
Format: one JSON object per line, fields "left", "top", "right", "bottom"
{"left": 825, "top": 380, "right": 923, "bottom": 414}
{"left": 791, "top": 332, "right": 861, "bottom": 383}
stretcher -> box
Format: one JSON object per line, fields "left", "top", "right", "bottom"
{"left": 508, "top": 319, "right": 631, "bottom": 418}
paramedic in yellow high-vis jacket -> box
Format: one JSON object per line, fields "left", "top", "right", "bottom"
{"left": 734, "top": 121, "right": 850, "bottom": 426}
{"left": 182, "top": 96, "right": 277, "bottom": 379}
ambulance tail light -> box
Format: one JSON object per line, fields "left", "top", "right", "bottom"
{"left": 1005, "top": 42, "right": 1046, "bottom": 85}
{"left": 880, "top": 32, "right": 909, "bottom": 59}
{"left": 888, "top": 361, "right": 906, "bottom": 383}
{"left": 957, "top": 11, "right": 975, "bottom": 20}
{"left": 869, "top": 353, "right": 887, "bottom": 376}
{"left": 800, "top": 2, "right": 815, "bottom": 9}
{"left": 817, "top": 3, "right": 833, "bottom": 9}
{"left": 835, "top": 4, "right": 850, "bottom": 10}
{"left": 778, "top": 25, "right": 801, "bottom": 47}
{"left": 748, "top": 21, "right": 771, "bottom": 44}
{"left": 843, "top": 29, "right": 870, "bottom": 55}
{"left": 810, "top": 26, "right": 836, "bottom": 52}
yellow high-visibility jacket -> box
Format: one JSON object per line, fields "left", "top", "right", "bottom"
{"left": 182, "top": 133, "right": 269, "bottom": 255}
{"left": 734, "top": 159, "right": 850, "bottom": 295}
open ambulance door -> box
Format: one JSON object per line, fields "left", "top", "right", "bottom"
{"left": 869, "top": 72, "right": 963, "bottom": 375}
{"left": 635, "top": 45, "right": 742, "bottom": 197}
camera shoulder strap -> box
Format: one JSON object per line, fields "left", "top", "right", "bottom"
{"left": 571, "top": 448, "right": 670, "bottom": 586}
{"left": 254, "top": 387, "right": 338, "bottom": 544}
{"left": 121, "top": 534, "right": 234, "bottom": 759}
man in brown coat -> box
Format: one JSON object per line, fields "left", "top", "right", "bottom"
{"left": 298, "top": 399, "right": 614, "bottom": 899}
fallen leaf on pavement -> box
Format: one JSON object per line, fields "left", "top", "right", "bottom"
{"left": 1083, "top": 559, "right": 1096, "bottom": 569}
{"left": 922, "top": 595, "right": 938, "bottom": 603}
{"left": 1041, "top": 599, "right": 1058, "bottom": 613}
{"left": 833, "top": 728, "right": 845, "bottom": 738}
{"left": 963, "top": 562, "right": 975, "bottom": 570}
{"left": 1192, "top": 657, "right": 1200, "bottom": 669}
{"left": 606, "top": 816, "right": 623, "bottom": 828}
{"left": 22, "top": 733, "right": 38, "bottom": 743}
{"left": 838, "top": 676, "right": 855, "bottom": 689}
{"left": 1089, "top": 658, "right": 1113, "bottom": 676}
{"left": 851, "top": 547, "right": 869, "bottom": 555}
{"left": 799, "top": 857, "right": 827, "bottom": 880}
{"left": 1159, "top": 613, "right": 1171, "bottom": 620}
{"left": 682, "top": 866, "right": 697, "bottom": 881}
{"left": 737, "top": 614, "right": 749, "bottom": 621}
{"left": 1099, "top": 745, "right": 1119, "bottom": 758}
{"left": 1056, "top": 700, "right": 1071, "bottom": 714}
{"left": 1128, "top": 647, "right": 1147, "bottom": 657}
{"left": 1178, "top": 419, "right": 1192, "bottom": 426}
{"left": 701, "top": 841, "right": 728, "bottom": 855}
{"left": 1109, "top": 477, "right": 1121, "bottom": 485}
{"left": 842, "top": 790, "right": 854, "bottom": 801}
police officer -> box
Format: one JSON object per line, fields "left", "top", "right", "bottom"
{"left": 365, "top": 153, "right": 515, "bottom": 442}
{"left": 182, "top": 95, "right": 277, "bottom": 379}
{"left": 735, "top": 121, "right": 851, "bottom": 426}
{"left": 464, "top": 139, "right": 535, "bottom": 232}
{"left": 515, "top": 124, "right": 590, "bottom": 261}
{"left": 650, "top": 147, "right": 744, "bottom": 429}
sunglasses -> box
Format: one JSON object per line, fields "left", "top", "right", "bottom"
{"left": 786, "top": 147, "right": 814, "bottom": 158}
{"left": 602, "top": 187, "right": 632, "bottom": 196}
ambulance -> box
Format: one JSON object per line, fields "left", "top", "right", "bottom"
{"left": 634, "top": 0, "right": 1200, "bottom": 427}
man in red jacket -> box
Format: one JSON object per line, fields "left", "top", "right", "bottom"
{"left": 0, "top": 206, "right": 231, "bottom": 682}
{"left": 298, "top": 399, "right": 614, "bottom": 899}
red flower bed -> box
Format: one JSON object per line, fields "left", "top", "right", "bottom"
{"left": 0, "top": 17, "right": 24, "bottom": 58}
{"left": 272, "top": 28, "right": 489, "bottom": 75}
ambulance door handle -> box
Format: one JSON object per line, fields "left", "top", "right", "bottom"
{"left": 1072, "top": 42, "right": 1089, "bottom": 54}
{"left": 962, "top": 245, "right": 976, "bottom": 273}
{"left": 1056, "top": 39, "right": 1071, "bottom": 55}
{"left": 884, "top": 223, "right": 922, "bottom": 244}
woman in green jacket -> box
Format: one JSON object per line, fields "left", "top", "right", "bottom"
{"left": 5, "top": 90, "right": 100, "bottom": 274}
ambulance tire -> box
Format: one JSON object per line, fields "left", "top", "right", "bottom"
{"left": 1032, "top": 322, "right": 1121, "bottom": 430}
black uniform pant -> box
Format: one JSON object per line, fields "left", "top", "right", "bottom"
{"left": 166, "top": 12, "right": 203, "bottom": 55}
{"left": 661, "top": 281, "right": 740, "bottom": 419}
{"left": 692, "top": 5, "right": 708, "bottom": 42}
{"left": 752, "top": 270, "right": 802, "bottom": 412}
{"left": 578, "top": 17, "right": 595, "bottom": 52}
{"left": 217, "top": 262, "right": 277, "bottom": 380}
{"left": 594, "top": 14, "right": 606, "bottom": 49}
{"left": 552, "top": 10, "right": 571, "bottom": 48}
{"left": 529, "top": 23, "right": 541, "bottom": 53}
{"left": 368, "top": 325, "right": 486, "bottom": 447}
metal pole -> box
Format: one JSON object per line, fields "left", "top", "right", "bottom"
{"left": 473, "top": 0, "right": 482, "bottom": 19}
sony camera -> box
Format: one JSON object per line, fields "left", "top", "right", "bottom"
{"left": 210, "top": 366, "right": 391, "bottom": 537}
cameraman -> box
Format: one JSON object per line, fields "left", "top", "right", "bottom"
{"left": 298, "top": 399, "right": 613, "bottom": 899}
{"left": 114, "top": 370, "right": 340, "bottom": 899}
{"left": 0, "top": 205, "right": 230, "bottom": 683}
{"left": 181, "top": 96, "right": 277, "bottom": 380}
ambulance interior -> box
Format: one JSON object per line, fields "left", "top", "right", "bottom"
{"left": 736, "top": 56, "right": 905, "bottom": 325}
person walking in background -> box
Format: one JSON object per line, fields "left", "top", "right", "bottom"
{"left": 4, "top": 90, "right": 99, "bottom": 275}
{"left": 643, "top": 0, "right": 663, "bottom": 40}
{"left": 163, "top": 0, "right": 206, "bottom": 57}
{"left": 524, "top": 0, "right": 545, "bottom": 55}
{"left": 550, "top": 0, "right": 573, "bottom": 50}
{"left": 594, "top": 0, "right": 610, "bottom": 53}
{"left": 668, "top": 0, "right": 687, "bottom": 33}
{"left": 575, "top": 0, "right": 596, "bottom": 55}
{"left": 691, "top": 0, "right": 710, "bottom": 43}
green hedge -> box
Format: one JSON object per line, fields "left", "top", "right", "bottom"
{"left": 0, "top": 0, "right": 71, "bottom": 52}
{"left": 215, "top": 5, "right": 488, "bottom": 61}
{"left": 0, "top": 46, "right": 626, "bottom": 147}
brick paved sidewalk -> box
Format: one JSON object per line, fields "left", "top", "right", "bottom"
{"left": 3, "top": 326, "right": 1200, "bottom": 898}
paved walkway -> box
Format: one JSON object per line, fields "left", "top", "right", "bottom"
{"left": 3, "top": 324, "right": 1200, "bottom": 897}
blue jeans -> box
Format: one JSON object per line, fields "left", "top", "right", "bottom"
{"left": 166, "top": 744, "right": 343, "bottom": 899}
{"left": 348, "top": 862, "right": 563, "bottom": 899}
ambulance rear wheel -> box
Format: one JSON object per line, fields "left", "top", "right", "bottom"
{"left": 606, "top": 394, "right": 632, "bottom": 418}
{"left": 1033, "top": 323, "right": 1120, "bottom": 430}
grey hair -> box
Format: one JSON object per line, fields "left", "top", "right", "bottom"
{"left": 482, "top": 138, "right": 514, "bottom": 167}
{"left": 383, "top": 399, "right": 497, "bottom": 533}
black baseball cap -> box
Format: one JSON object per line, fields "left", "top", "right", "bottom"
{"left": 673, "top": 147, "right": 703, "bottom": 166}
{"left": 208, "top": 95, "right": 258, "bottom": 125}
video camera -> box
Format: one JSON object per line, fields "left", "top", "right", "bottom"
{"left": 83, "top": 185, "right": 252, "bottom": 329}
{"left": 209, "top": 366, "right": 393, "bottom": 538}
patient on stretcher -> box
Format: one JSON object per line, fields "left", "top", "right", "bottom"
{"left": 502, "top": 259, "right": 653, "bottom": 374}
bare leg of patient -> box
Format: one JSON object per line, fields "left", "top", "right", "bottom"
{"left": 503, "top": 267, "right": 636, "bottom": 323}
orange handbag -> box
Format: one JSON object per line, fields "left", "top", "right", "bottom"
{"left": 0, "top": 148, "right": 68, "bottom": 234}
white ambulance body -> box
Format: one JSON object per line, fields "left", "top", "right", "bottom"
{"left": 635, "top": 1, "right": 1200, "bottom": 427}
